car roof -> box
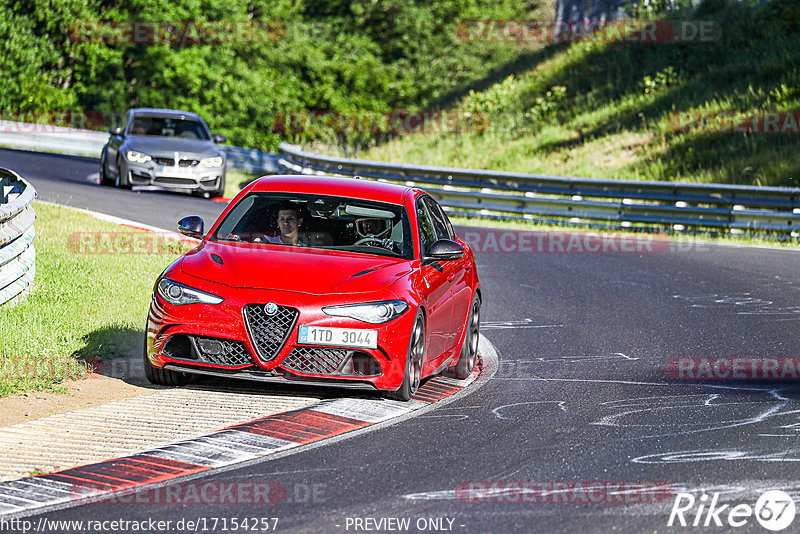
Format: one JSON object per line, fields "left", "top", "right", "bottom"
{"left": 129, "top": 108, "right": 205, "bottom": 121}
{"left": 247, "top": 175, "right": 413, "bottom": 205}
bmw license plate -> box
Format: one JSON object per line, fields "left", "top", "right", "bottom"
{"left": 298, "top": 326, "right": 378, "bottom": 349}
{"left": 160, "top": 166, "right": 194, "bottom": 177}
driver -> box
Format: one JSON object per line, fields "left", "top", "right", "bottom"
{"left": 261, "top": 201, "right": 307, "bottom": 246}
{"left": 356, "top": 217, "right": 390, "bottom": 239}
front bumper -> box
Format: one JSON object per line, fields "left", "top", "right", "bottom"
{"left": 126, "top": 160, "right": 224, "bottom": 191}
{"left": 146, "top": 281, "right": 415, "bottom": 391}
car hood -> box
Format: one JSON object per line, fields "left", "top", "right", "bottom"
{"left": 180, "top": 241, "right": 411, "bottom": 295}
{"left": 124, "top": 136, "right": 221, "bottom": 158}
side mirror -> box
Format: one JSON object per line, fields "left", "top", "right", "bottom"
{"left": 212, "top": 133, "right": 227, "bottom": 144}
{"left": 427, "top": 239, "right": 464, "bottom": 261}
{"left": 178, "top": 216, "right": 204, "bottom": 239}
{"left": 109, "top": 126, "right": 124, "bottom": 136}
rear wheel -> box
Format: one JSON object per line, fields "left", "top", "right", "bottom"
{"left": 143, "top": 344, "right": 192, "bottom": 386}
{"left": 385, "top": 312, "right": 425, "bottom": 401}
{"left": 448, "top": 293, "right": 481, "bottom": 379}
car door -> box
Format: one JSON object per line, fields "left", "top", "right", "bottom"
{"left": 416, "top": 197, "right": 453, "bottom": 365}
{"left": 421, "top": 196, "right": 467, "bottom": 352}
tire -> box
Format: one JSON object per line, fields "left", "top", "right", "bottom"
{"left": 385, "top": 312, "right": 425, "bottom": 401}
{"left": 143, "top": 344, "right": 192, "bottom": 386}
{"left": 114, "top": 156, "right": 131, "bottom": 189}
{"left": 208, "top": 173, "right": 226, "bottom": 198}
{"left": 99, "top": 148, "right": 113, "bottom": 186}
{"left": 448, "top": 293, "right": 481, "bottom": 379}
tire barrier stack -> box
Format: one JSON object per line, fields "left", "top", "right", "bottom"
{"left": 0, "top": 168, "right": 36, "bottom": 306}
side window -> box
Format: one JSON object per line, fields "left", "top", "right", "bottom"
{"left": 422, "top": 197, "right": 453, "bottom": 240}
{"left": 416, "top": 201, "right": 436, "bottom": 257}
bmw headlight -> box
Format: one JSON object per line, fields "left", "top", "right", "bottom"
{"left": 200, "top": 156, "right": 224, "bottom": 168}
{"left": 157, "top": 278, "right": 223, "bottom": 305}
{"left": 126, "top": 150, "right": 152, "bottom": 164}
{"left": 323, "top": 300, "right": 408, "bottom": 324}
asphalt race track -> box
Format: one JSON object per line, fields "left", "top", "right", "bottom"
{"left": 3, "top": 147, "right": 800, "bottom": 533}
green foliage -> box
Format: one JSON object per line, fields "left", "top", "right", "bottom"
{"left": 362, "top": 0, "right": 800, "bottom": 188}
{"left": 464, "top": 75, "right": 519, "bottom": 116}
{"left": 527, "top": 85, "right": 567, "bottom": 123}
{"left": 638, "top": 67, "right": 679, "bottom": 95}
{"left": 0, "top": 0, "right": 527, "bottom": 149}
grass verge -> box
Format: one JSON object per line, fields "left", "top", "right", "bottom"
{"left": 357, "top": 0, "right": 800, "bottom": 188}
{"left": 224, "top": 169, "right": 264, "bottom": 199}
{"left": 0, "top": 201, "right": 193, "bottom": 397}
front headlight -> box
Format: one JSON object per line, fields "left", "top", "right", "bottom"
{"left": 126, "top": 150, "right": 152, "bottom": 163}
{"left": 323, "top": 300, "right": 408, "bottom": 324}
{"left": 157, "top": 278, "right": 223, "bottom": 305}
{"left": 200, "top": 156, "right": 224, "bottom": 168}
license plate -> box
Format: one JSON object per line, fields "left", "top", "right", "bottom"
{"left": 298, "top": 326, "right": 378, "bottom": 349}
{"left": 160, "top": 166, "right": 194, "bottom": 177}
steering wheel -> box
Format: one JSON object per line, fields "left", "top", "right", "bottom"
{"left": 354, "top": 237, "right": 384, "bottom": 247}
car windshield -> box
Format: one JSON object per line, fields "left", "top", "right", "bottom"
{"left": 128, "top": 116, "right": 210, "bottom": 140}
{"left": 212, "top": 192, "right": 413, "bottom": 259}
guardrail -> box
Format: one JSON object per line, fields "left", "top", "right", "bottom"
{"left": 0, "top": 168, "right": 36, "bottom": 306}
{"left": 0, "top": 121, "right": 278, "bottom": 174}
{"left": 277, "top": 143, "right": 800, "bottom": 235}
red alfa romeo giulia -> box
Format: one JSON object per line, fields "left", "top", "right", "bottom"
{"left": 144, "top": 175, "right": 481, "bottom": 400}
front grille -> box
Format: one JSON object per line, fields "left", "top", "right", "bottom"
{"left": 162, "top": 334, "right": 253, "bottom": 367}
{"left": 154, "top": 176, "right": 195, "bottom": 185}
{"left": 244, "top": 304, "right": 299, "bottom": 361}
{"left": 179, "top": 159, "right": 199, "bottom": 167}
{"left": 282, "top": 347, "right": 381, "bottom": 376}
{"left": 153, "top": 157, "right": 175, "bottom": 166}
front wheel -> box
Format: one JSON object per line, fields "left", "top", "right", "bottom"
{"left": 448, "top": 293, "right": 481, "bottom": 379}
{"left": 115, "top": 156, "right": 131, "bottom": 189}
{"left": 208, "top": 173, "right": 226, "bottom": 198}
{"left": 385, "top": 312, "right": 425, "bottom": 401}
{"left": 99, "top": 148, "right": 113, "bottom": 186}
{"left": 143, "top": 344, "right": 192, "bottom": 386}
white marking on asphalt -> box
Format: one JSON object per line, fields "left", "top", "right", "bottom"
{"left": 417, "top": 414, "right": 470, "bottom": 421}
{"left": 403, "top": 489, "right": 458, "bottom": 501}
{"left": 594, "top": 390, "right": 788, "bottom": 433}
{"left": 632, "top": 448, "right": 800, "bottom": 464}
{"left": 482, "top": 318, "right": 564, "bottom": 330}
{"left": 492, "top": 401, "right": 567, "bottom": 420}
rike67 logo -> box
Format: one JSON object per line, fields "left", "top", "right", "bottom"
{"left": 668, "top": 490, "right": 796, "bottom": 531}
